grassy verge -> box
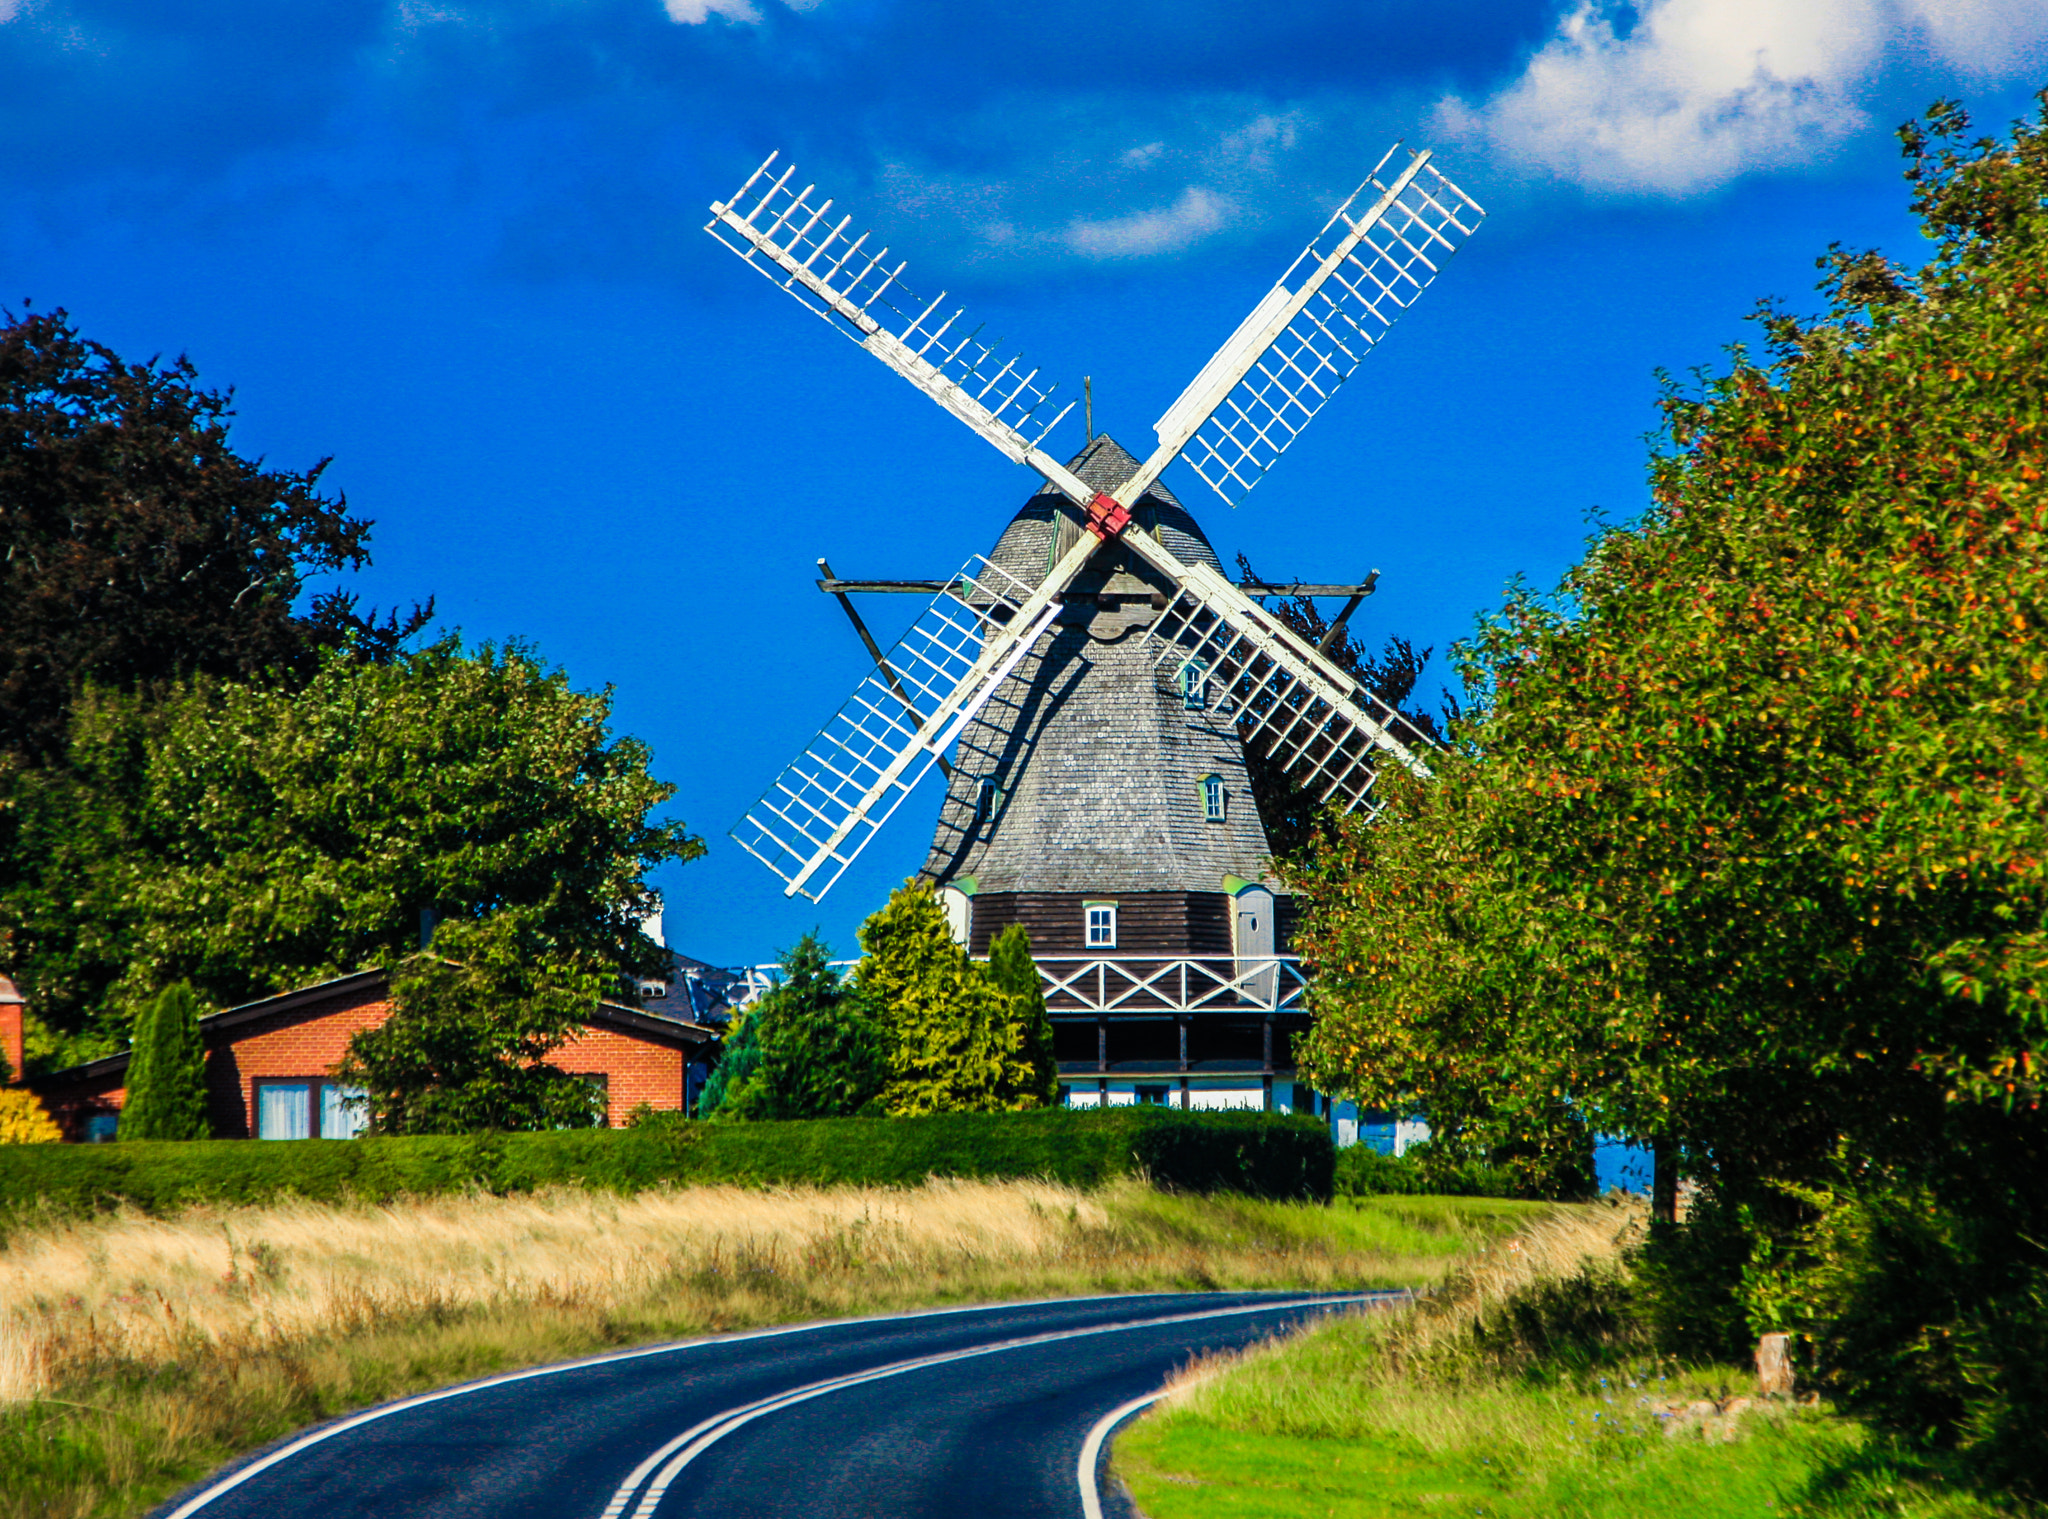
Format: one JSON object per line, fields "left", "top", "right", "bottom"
{"left": 1116, "top": 1203, "right": 2027, "bottom": 1518}
{"left": 0, "top": 1180, "right": 1537, "bottom": 1518}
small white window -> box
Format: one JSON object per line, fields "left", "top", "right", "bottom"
{"left": 1202, "top": 774, "right": 1225, "bottom": 823}
{"left": 1085, "top": 903, "right": 1118, "bottom": 948}
{"left": 975, "top": 776, "right": 999, "bottom": 826}
{"left": 1178, "top": 659, "right": 1209, "bottom": 711}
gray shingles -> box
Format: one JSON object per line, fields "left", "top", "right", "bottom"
{"left": 922, "top": 437, "right": 1278, "bottom": 895}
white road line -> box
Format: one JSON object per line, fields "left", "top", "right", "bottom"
{"left": 158, "top": 1291, "right": 1198, "bottom": 1519}
{"left": 1078, "top": 1390, "right": 1170, "bottom": 1519}
{"left": 605, "top": 1293, "right": 1382, "bottom": 1519}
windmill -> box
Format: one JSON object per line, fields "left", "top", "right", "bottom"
{"left": 707, "top": 144, "right": 1482, "bottom": 1108}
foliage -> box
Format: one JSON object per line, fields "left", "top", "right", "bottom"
{"left": 336, "top": 918, "right": 608, "bottom": 1136}
{"left": 856, "top": 883, "right": 1056, "bottom": 1116}
{"left": 0, "top": 1089, "right": 60, "bottom": 1144}
{"left": 1335, "top": 1142, "right": 1520, "bottom": 1199}
{"left": 1288, "top": 95, "right": 2048, "bottom": 1481}
{"left": 0, "top": 305, "right": 427, "bottom": 766}
{"left": 0, "top": 1107, "right": 1336, "bottom": 1222}
{"left": 707, "top": 935, "right": 888, "bottom": 1121}
{"left": 118, "top": 982, "right": 211, "bottom": 1141}
{"left": 984, "top": 923, "right": 1058, "bottom": 1108}
{"left": 1, "top": 638, "right": 701, "bottom": 1062}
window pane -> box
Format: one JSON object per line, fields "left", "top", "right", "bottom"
{"left": 320, "top": 1084, "right": 368, "bottom": 1140}
{"left": 257, "top": 1083, "right": 311, "bottom": 1141}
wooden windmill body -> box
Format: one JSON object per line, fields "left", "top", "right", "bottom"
{"left": 706, "top": 144, "right": 1483, "bottom": 1108}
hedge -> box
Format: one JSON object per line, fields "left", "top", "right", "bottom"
{"left": 0, "top": 1107, "right": 1334, "bottom": 1224}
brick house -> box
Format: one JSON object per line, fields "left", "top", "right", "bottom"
{"left": 3, "top": 968, "right": 717, "bottom": 1142}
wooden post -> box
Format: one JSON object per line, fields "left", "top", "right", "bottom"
{"left": 1755, "top": 1333, "right": 1794, "bottom": 1397}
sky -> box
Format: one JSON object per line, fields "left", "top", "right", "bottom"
{"left": 5, "top": 0, "right": 2046, "bottom": 967}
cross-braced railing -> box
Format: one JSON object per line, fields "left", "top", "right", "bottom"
{"left": 1031, "top": 955, "right": 1308, "bottom": 1015}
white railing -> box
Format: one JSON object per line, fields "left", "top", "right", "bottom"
{"left": 736, "top": 954, "right": 1308, "bottom": 1015}
{"left": 1031, "top": 956, "right": 1307, "bottom": 1015}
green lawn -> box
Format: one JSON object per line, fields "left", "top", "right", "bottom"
{"left": 1116, "top": 1290, "right": 2015, "bottom": 1519}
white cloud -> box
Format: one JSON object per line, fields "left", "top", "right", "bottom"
{"left": 0, "top": 0, "right": 19, "bottom": 22}
{"left": 1121, "top": 141, "right": 1167, "bottom": 168}
{"left": 662, "top": 0, "right": 760, "bottom": 23}
{"left": 1064, "top": 185, "right": 1233, "bottom": 259}
{"left": 1439, "top": 0, "right": 2048, "bottom": 194}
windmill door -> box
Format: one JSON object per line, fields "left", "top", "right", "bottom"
{"left": 1234, "top": 887, "right": 1276, "bottom": 1005}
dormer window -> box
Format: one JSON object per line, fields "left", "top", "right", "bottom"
{"left": 1202, "top": 774, "right": 1226, "bottom": 823}
{"left": 975, "top": 776, "right": 999, "bottom": 826}
{"left": 1178, "top": 658, "right": 1209, "bottom": 711}
{"left": 1085, "top": 902, "right": 1118, "bottom": 948}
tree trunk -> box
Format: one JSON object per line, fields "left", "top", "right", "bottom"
{"left": 1652, "top": 1135, "right": 1679, "bottom": 1224}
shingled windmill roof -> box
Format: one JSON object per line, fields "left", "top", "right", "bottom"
{"left": 920, "top": 436, "right": 1277, "bottom": 896}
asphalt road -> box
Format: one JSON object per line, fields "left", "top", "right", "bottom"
{"left": 154, "top": 1290, "right": 1392, "bottom": 1519}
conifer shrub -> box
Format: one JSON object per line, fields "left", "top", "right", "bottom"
{"left": 118, "top": 982, "right": 211, "bottom": 1141}
{"left": 0, "top": 1089, "right": 62, "bottom": 1144}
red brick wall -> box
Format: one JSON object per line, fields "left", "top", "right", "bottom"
{"left": 204, "top": 987, "right": 395, "bottom": 1138}
{"left": 31, "top": 979, "right": 701, "bottom": 1140}
{"left": 556, "top": 1026, "right": 687, "bottom": 1127}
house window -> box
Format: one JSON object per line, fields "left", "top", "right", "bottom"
{"left": 256, "top": 1080, "right": 368, "bottom": 1140}
{"left": 1202, "top": 774, "right": 1226, "bottom": 823}
{"left": 1134, "top": 1084, "right": 1171, "bottom": 1107}
{"left": 1085, "top": 903, "right": 1118, "bottom": 949}
{"left": 975, "top": 776, "right": 999, "bottom": 826}
{"left": 1178, "top": 658, "right": 1209, "bottom": 711}
{"left": 579, "top": 1073, "right": 610, "bottom": 1127}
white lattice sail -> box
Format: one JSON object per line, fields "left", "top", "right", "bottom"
{"left": 732, "top": 557, "right": 1061, "bottom": 901}
{"left": 707, "top": 154, "right": 1075, "bottom": 465}
{"left": 1154, "top": 145, "right": 1485, "bottom": 508}
{"left": 1145, "top": 560, "right": 1435, "bottom": 815}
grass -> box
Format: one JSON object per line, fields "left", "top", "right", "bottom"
{"left": 1115, "top": 1201, "right": 2026, "bottom": 1519}
{"left": 0, "top": 1179, "right": 1535, "bottom": 1518}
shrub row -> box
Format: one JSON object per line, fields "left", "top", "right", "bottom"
{"left": 1335, "top": 1142, "right": 1524, "bottom": 1199}
{"left": 0, "top": 1107, "right": 1334, "bottom": 1223}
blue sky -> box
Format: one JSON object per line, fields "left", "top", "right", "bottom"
{"left": 5, "top": 0, "right": 2045, "bottom": 966}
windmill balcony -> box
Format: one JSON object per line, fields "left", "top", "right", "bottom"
{"left": 734, "top": 954, "right": 1308, "bottom": 1016}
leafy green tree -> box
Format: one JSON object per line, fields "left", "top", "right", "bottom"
{"left": 2, "top": 638, "right": 701, "bottom": 1063}
{"left": 1291, "top": 95, "right": 2048, "bottom": 1478}
{"left": 0, "top": 305, "right": 426, "bottom": 766}
{"left": 118, "top": 981, "right": 211, "bottom": 1141}
{"left": 985, "top": 924, "right": 1057, "bottom": 1108}
{"left": 694, "top": 1005, "right": 761, "bottom": 1120}
{"left": 336, "top": 915, "right": 607, "bottom": 1135}
{"left": 857, "top": 883, "right": 1056, "bottom": 1115}
{"left": 710, "top": 935, "right": 888, "bottom": 1121}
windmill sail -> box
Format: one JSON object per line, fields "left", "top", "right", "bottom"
{"left": 732, "top": 556, "right": 1062, "bottom": 901}
{"left": 707, "top": 154, "right": 1075, "bottom": 467}
{"left": 1152, "top": 145, "right": 1485, "bottom": 508}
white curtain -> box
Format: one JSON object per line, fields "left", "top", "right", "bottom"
{"left": 256, "top": 1083, "right": 311, "bottom": 1140}
{"left": 320, "top": 1084, "right": 368, "bottom": 1140}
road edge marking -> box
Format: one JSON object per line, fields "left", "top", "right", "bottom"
{"left": 155, "top": 1290, "right": 1217, "bottom": 1519}
{"left": 1078, "top": 1390, "right": 1170, "bottom": 1519}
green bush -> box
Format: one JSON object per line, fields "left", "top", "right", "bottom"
{"left": 1334, "top": 1142, "right": 1521, "bottom": 1199}
{"left": 0, "top": 1106, "right": 1334, "bottom": 1226}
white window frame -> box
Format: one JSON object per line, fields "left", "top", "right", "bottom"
{"left": 975, "top": 776, "right": 999, "bottom": 826}
{"left": 1202, "top": 774, "right": 1226, "bottom": 823}
{"left": 1085, "top": 902, "right": 1118, "bottom": 949}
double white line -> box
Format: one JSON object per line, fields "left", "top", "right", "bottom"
{"left": 600, "top": 1294, "right": 1383, "bottom": 1519}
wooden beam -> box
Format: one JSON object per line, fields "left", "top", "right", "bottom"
{"left": 1315, "top": 569, "right": 1381, "bottom": 654}
{"left": 817, "top": 558, "right": 952, "bottom": 780}
{"left": 816, "top": 578, "right": 954, "bottom": 594}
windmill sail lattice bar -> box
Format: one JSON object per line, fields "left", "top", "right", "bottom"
{"left": 710, "top": 144, "right": 1483, "bottom": 901}
{"left": 1158, "top": 145, "right": 1486, "bottom": 507}
{"left": 707, "top": 154, "right": 1075, "bottom": 464}
{"left": 730, "top": 557, "right": 1060, "bottom": 901}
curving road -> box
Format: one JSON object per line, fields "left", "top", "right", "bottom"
{"left": 153, "top": 1290, "right": 1392, "bottom": 1519}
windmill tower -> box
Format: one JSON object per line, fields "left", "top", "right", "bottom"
{"left": 708, "top": 145, "right": 1483, "bottom": 1108}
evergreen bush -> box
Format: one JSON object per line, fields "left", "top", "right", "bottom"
{"left": 118, "top": 982, "right": 210, "bottom": 1141}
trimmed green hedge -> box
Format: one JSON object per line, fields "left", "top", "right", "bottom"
{"left": 0, "top": 1108, "right": 1334, "bottom": 1224}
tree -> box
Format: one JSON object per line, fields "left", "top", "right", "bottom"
{"left": 336, "top": 915, "right": 607, "bottom": 1135}
{"left": 857, "top": 883, "right": 1056, "bottom": 1115}
{"left": 707, "top": 935, "right": 888, "bottom": 1120}
{"left": 119, "top": 981, "right": 211, "bottom": 1140}
{"left": 1, "top": 638, "right": 702, "bottom": 1062}
{"left": 1290, "top": 95, "right": 2048, "bottom": 1478}
{"left": 0, "top": 306, "right": 426, "bottom": 766}
{"left": 985, "top": 924, "right": 1058, "bottom": 1108}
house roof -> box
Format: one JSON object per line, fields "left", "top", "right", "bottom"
{"left": 26, "top": 966, "right": 715, "bottom": 1088}
{"left": 920, "top": 436, "right": 1280, "bottom": 897}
